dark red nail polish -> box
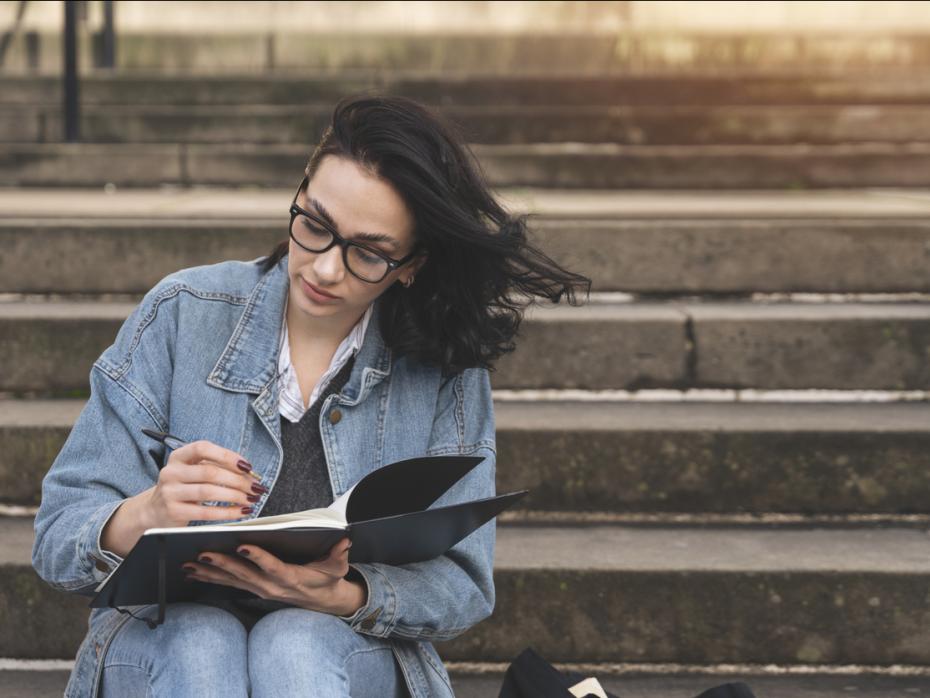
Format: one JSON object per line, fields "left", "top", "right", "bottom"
{"left": 237, "top": 548, "right": 250, "bottom": 556}
{"left": 198, "top": 555, "right": 212, "bottom": 564}
{"left": 181, "top": 564, "right": 195, "bottom": 573}
{"left": 241, "top": 506, "right": 253, "bottom": 515}
{"left": 251, "top": 483, "right": 268, "bottom": 494}
{"left": 237, "top": 460, "right": 252, "bottom": 473}
{"left": 247, "top": 494, "right": 260, "bottom": 503}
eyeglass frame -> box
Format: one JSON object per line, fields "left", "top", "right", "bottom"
{"left": 288, "top": 174, "right": 420, "bottom": 284}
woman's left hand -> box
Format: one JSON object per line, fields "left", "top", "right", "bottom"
{"left": 181, "top": 537, "right": 367, "bottom": 617}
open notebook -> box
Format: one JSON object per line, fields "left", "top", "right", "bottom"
{"left": 90, "top": 454, "right": 526, "bottom": 626}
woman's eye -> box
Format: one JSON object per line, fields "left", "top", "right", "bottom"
{"left": 302, "top": 220, "right": 330, "bottom": 237}
{"left": 355, "top": 249, "right": 382, "bottom": 264}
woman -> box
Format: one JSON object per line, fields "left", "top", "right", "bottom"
{"left": 32, "top": 94, "right": 590, "bottom": 697}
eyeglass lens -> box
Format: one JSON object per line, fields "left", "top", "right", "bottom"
{"left": 291, "top": 211, "right": 390, "bottom": 282}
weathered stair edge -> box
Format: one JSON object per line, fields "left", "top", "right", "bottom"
{"left": 4, "top": 302, "right": 930, "bottom": 391}
{"left": 8, "top": 104, "right": 930, "bottom": 146}
{"left": 5, "top": 664, "right": 930, "bottom": 698}
{"left": 8, "top": 143, "right": 930, "bottom": 188}
{"left": 6, "top": 218, "right": 930, "bottom": 295}
{"left": 7, "top": 399, "right": 930, "bottom": 513}
{"left": 7, "top": 73, "right": 930, "bottom": 107}
{"left": 9, "top": 519, "right": 930, "bottom": 664}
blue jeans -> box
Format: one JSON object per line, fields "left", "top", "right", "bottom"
{"left": 99, "top": 603, "right": 408, "bottom": 697}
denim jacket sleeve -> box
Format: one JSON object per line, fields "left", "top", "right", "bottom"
{"left": 338, "top": 367, "right": 497, "bottom": 642}
{"left": 31, "top": 280, "right": 178, "bottom": 597}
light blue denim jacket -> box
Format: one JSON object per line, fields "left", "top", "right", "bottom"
{"left": 31, "top": 254, "right": 498, "bottom": 698}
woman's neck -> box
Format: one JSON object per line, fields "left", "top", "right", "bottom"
{"left": 285, "top": 294, "right": 367, "bottom": 353}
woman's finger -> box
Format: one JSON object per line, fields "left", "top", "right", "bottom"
{"left": 171, "top": 440, "right": 258, "bottom": 480}
{"left": 175, "top": 482, "right": 255, "bottom": 508}
{"left": 172, "top": 501, "right": 255, "bottom": 521}
{"left": 303, "top": 542, "right": 351, "bottom": 578}
{"left": 326, "top": 537, "right": 352, "bottom": 558}
{"left": 173, "top": 462, "right": 262, "bottom": 499}
{"left": 185, "top": 552, "right": 265, "bottom": 589}
{"left": 184, "top": 565, "right": 258, "bottom": 596}
{"left": 234, "top": 545, "right": 289, "bottom": 578}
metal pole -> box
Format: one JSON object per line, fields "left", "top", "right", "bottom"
{"left": 0, "top": 1, "right": 29, "bottom": 69}
{"left": 101, "top": 0, "right": 115, "bottom": 69}
{"left": 63, "top": 0, "right": 80, "bottom": 142}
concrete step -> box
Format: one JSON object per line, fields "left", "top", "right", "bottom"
{"left": 5, "top": 73, "right": 930, "bottom": 107}
{"left": 4, "top": 665, "right": 930, "bottom": 698}
{"left": 6, "top": 143, "right": 930, "bottom": 188}
{"left": 11, "top": 516, "right": 930, "bottom": 664}
{"left": 455, "top": 671, "right": 930, "bottom": 698}
{"left": 5, "top": 31, "right": 930, "bottom": 74}
{"left": 8, "top": 104, "right": 930, "bottom": 145}
{"left": 8, "top": 399, "right": 930, "bottom": 514}
{"left": 6, "top": 216, "right": 930, "bottom": 295}
{"left": 0, "top": 667, "right": 70, "bottom": 697}
{"left": 6, "top": 187, "right": 930, "bottom": 221}
{"left": 3, "top": 299, "right": 930, "bottom": 392}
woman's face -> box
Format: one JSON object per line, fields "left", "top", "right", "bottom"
{"left": 287, "top": 155, "right": 423, "bottom": 326}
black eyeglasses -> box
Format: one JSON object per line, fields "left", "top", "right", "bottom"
{"left": 288, "top": 175, "right": 419, "bottom": 284}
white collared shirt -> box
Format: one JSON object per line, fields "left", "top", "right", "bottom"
{"left": 276, "top": 299, "right": 372, "bottom": 423}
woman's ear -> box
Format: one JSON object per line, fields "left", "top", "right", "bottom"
{"left": 401, "top": 250, "right": 428, "bottom": 286}
{"left": 397, "top": 250, "right": 429, "bottom": 288}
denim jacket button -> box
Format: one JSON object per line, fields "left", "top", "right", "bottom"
{"left": 359, "top": 606, "right": 382, "bottom": 630}
{"left": 328, "top": 409, "right": 342, "bottom": 425}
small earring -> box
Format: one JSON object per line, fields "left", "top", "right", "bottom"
{"left": 403, "top": 276, "right": 415, "bottom": 288}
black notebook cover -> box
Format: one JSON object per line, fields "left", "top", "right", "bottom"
{"left": 90, "top": 454, "right": 526, "bottom": 609}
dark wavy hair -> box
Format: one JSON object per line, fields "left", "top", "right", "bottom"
{"left": 261, "top": 94, "right": 591, "bottom": 376}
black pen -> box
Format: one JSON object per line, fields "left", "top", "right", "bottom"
{"left": 140, "top": 428, "right": 263, "bottom": 482}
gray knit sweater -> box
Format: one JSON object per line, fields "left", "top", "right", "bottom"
{"left": 194, "top": 356, "right": 355, "bottom": 630}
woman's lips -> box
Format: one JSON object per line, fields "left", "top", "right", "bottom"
{"left": 301, "top": 277, "right": 341, "bottom": 301}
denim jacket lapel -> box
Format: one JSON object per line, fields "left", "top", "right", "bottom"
{"left": 206, "top": 254, "right": 393, "bottom": 405}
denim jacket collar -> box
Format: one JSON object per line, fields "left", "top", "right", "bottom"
{"left": 206, "top": 255, "right": 393, "bottom": 404}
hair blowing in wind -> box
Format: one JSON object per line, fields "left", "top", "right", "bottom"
{"left": 262, "top": 94, "right": 592, "bottom": 375}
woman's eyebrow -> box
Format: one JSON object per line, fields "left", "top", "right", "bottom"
{"left": 308, "top": 196, "right": 399, "bottom": 249}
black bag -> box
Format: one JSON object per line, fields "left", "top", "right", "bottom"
{"left": 498, "top": 648, "right": 620, "bottom": 698}
{"left": 694, "top": 683, "right": 757, "bottom": 698}
{"left": 498, "top": 648, "right": 758, "bottom": 698}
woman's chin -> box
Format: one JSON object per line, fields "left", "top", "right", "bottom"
{"left": 294, "top": 295, "right": 340, "bottom": 317}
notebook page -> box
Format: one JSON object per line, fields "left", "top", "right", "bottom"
{"left": 215, "top": 481, "right": 359, "bottom": 528}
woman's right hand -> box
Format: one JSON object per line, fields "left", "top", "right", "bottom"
{"left": 142, "top": 440, "right": 268, "bottom": 528}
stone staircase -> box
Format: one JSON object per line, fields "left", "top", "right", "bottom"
{"left": 5, "top": 41, "right": 930, "bottom": 698}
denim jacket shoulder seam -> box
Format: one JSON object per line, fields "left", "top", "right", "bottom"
{"left": 89, "top": 363, "right": 169, "bottom": 432}
{"left": 95, "top": 283, "right": 249, "bottom": 381}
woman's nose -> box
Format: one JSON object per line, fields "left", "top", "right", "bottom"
{"left": 313, "top": 245, "right": 346, "bottom": 283}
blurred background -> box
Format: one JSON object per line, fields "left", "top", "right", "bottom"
{"left": 5, "top": 2, "right": 930, "bottom": 697}
{"left": 4, "top": 0, "right": 930, "bottom": 74}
